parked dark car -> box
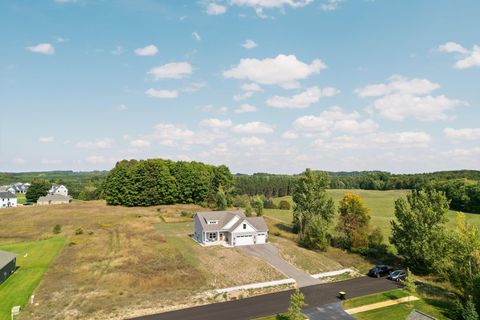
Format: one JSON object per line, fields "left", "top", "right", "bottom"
{"left": 368, "top": 265, "right": 394, "bottom": 278}
{"left": 387, "top": 269, "right": 407, "bottom": 282}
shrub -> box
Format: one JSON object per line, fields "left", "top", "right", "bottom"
{"left": 53, "top": 224, "right": 61, "bottom": 234}
{"left": 264, "top": 198, "right": 277, "bottom": 209}
{"left": 233, "top": 194, "right": 250, "bottom": 208}
{"left": 279, "top": 200, "right": 291, "bottom": 210}
{"left": 75, "top": 227, "right": 84, "bottom": 235}
{"left": 181, "top": 210, "right": 194, "bottom": 218}
{"left": 245, "top": 204, "right": 253, "bottom": 217}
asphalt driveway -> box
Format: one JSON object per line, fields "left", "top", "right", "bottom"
{"left": 304, "top": 302, "right": 355, "bottom": 320}
{"left": 237, "top": 243, "right": 321, "bottom": 287}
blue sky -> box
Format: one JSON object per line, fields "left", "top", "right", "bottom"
{"left": 1, "top": 0, "right": 479, "bottom": 174}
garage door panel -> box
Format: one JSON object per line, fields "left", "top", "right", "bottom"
{"left": 235, "top": 235, "right": 254, "bottom": 246}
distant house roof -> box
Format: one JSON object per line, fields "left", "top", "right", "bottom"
{"left": 0, "top": 250, "right": 17, "bottom": 269}
{"left": 195, "top": 211, "right": 268, "bottom": 232}
{"left": 0, "top": 191, "right": 16, "bottom": 199}
{"left": 37, "top": 194, "right": 71, "bottom": 202}
{"left": 407, "top": 310, "right": 437, "bottom": 320}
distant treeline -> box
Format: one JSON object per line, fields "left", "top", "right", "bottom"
{"left": 0, "top": 170, "right": 107, "bottom": 200}
{"left": 234, "top": 170, "right": 480, "bottom": 213}
{"left": 103, "top": 159, "right": 233, "bottom": 207}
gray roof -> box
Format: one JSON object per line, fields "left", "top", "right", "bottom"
{"left": 37, "top": 194, "right": 71, "bottom": 202}
{"left": 407, "top": 310, "right": 437, "bottom": 320}
{"left": 0, "top": 250, "right": 17, "bottom": 269}
{"left": 195, "top": 210, "right": 268, "bottom": 232}
{"left": 0, "top": 191, "right": 15, "bottom": 198}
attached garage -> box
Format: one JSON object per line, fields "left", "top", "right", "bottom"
{"left": 0, "top": 250, "right": 17, "bottom": 285}
{"left": 234, "top": 235, "right": 254, "bottom": 246}
{"left": 256, "top": 233, "right": 267, "bottom": 244}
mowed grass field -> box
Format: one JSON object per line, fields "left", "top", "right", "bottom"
{"left": 0, "top": 201, "right": 285, "bottom": 320}
{"left": 16, "top": 194, "right": 26, "bottom": 205}
{"left": 0, "top": 237, "right": 66, "bottom": 320}
{"left": 268, "top": 189, "right": 480, "bottom": 239}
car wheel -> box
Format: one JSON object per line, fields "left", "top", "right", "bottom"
{"left": 376, "top": 274, "right": 380, "bottom": 278}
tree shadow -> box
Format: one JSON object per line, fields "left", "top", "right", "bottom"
{"left": 275, "top": 222, "right": 293, "bottom": 233}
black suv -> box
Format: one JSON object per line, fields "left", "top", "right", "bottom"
{"left": 368, "top": 265, "right": 394, "bottom": 278}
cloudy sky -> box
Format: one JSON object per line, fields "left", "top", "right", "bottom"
{"left": 1, "top": 0, "right": 479, "bottom": 174}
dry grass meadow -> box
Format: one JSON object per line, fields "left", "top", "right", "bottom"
{"left": 0, "top": 201, "right": 284, "bottom": 320}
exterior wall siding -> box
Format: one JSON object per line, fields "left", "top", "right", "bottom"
{"left": 0, "top": 258, "right": 16, "bottom": 285}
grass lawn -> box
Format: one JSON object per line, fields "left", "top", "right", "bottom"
{"left": 16, "top": 194, "right": 26, "bottom": 205}
{"left": 0, "top": 237, "right": 66, "bottom": 320}
{"left": 270, "top": 189, "right": 480, "bottom": 239}
{"left": 344, "top": 288, "right": 452, "bottom": 320}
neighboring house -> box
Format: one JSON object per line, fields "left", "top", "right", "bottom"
{"left": 194, "top": 210, "right": 268, "bottom": 247}
{"left": 407, "top": 310, "right": 437, "bottom": 320}
{"left": 49, "top": 184, "right": 68, "bottom": 196}
{"left": 0, "top": 250, "right": 17, "bottom": 285}
{"left": 1, "top": 183, "right": 30, "bottom": 194}
{"left": 0, "top": 191, "right": 17, "bottom": 208}
{"left": 37, "top": 194, "right": 72, "bottom": 206}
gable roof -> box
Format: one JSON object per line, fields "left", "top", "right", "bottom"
{"left": 0, "top": 191, "right": 15, "bottom": 199}
{"left": 0, "top": 250, "right": 17, "bottom": 269}
{"left": 196, "top": 211, "right": 246, "bottom": 231}
{"left": 246, "top": 217, "right": 268, "bottom": 232}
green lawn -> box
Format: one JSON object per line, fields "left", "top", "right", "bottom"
{"left": 343, "top": 289, "right": 451, "bottom": 320}
{"left": 0, "top": 237, "right": 66, "bottom": 320}
{"left": 269, "top": 189, "right": 480, "bottom": 239}
{"left": 16, "top": 194, "right": 26, "bottom": 205}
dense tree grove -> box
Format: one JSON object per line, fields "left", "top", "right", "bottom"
{"left": 25, "top": 179, "right": 50, "bottom": 203}
{"left": 234, "top": 174, "right": 297, "bottom": 197}
{"left": 103, "top": 159, "right": 233, "bottom": 207}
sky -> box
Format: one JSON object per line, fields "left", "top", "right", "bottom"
{"left": 0, "top": 0, "right": 479, "bottom": 174}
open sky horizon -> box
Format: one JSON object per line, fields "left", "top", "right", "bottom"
{"left": 1, "top": 0, "right": 479, "bottom": 174}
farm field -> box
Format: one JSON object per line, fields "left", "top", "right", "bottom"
{"left": 269, "top": 189, "right": 480, "bottom": 239}
{"left": 0, "top": 201, "right": 287, "bottom": 320}
{"left": 0, "top": 237, "right": 65, "bottom": 320}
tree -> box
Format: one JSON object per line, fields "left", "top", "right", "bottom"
{"left": 301, "top": 216, "right": 330, "bottom": 251}
{"left": 390, "top": 189, "right": 450, "bottom": 273}
{"left": 284, "top": 289, "right": 306, "bottom": 320}
{"left": 215, "top": 186, "right": 228, "bottom": 211}
{"left": 279, "top": 200, "right": 291, "bottom": 210}
{"left": 292, "top": 169, "right": 335, "bottom": 249}
{"left": 245, "top": 204, "right": 253, "bottom": 217}
{"left": 52, "top": 224, "right": 61, "bottom": 234}
{"left": 336, "top": 193, "right": 371, "bottom": 250}
{"left": 26, "top": 179, "right": 50, "bottom": 203}
{"left": 453, "top": 298, "right": 479, "bottom": 320}
{"left": 402, "top": 268, "right": 417, "bottom": 305}
{"left": 252, "top": 195, "right": 264, "bottom": 216}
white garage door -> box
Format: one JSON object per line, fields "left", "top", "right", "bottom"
{"left": 235, "top": 235, "right": 254, "bottom": 246}
{"left": 257, "top": 233, "right": 267, "bottom": 244}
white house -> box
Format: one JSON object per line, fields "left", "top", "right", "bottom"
{"left": 194, "top": 210, "right": 268, "bottom": 247}
{"left": 0, "top": 192, "right": 17, "bottom": 208}
{"left": 37, "top": 194, "right": 72, "bottom": 206}
{"left": 49, "top": 184, "right": 68, "bottom": 196}
{"left": 1, "top": 183, "right": 30, "bottom": 194}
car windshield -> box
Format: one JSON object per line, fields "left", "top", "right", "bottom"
{"left": 391, "top": 271, "right": 400, "bottom": 276}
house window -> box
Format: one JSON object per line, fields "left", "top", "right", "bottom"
{"left": 243, "top": 223, "right": 246, "bottom": 229}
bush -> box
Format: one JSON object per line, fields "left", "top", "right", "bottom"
{"left": 279, "top": 200, "right": 291, "bottom": 210}
{"left": 452, "top": 298, "right": 479, "bottom": 320}
{"left": 233, "top": 195, "right": 250, "bottom": 208}
{"left": 245, "top": 204, "right": 253, "bottom": 217}
{"left": 53, "top": 224, "right": 61, "bottom": 234}
{"left": 180, "top": 210, "right": 194, "bottom": 218}
{"left": 75, "top": 227, "right": 84, "bottom": 235}
{"left": 264, "top": 198, "right": 278, "bottom": 209}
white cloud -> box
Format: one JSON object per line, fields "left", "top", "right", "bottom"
{"left": 134, "top": 44, "right": 159, "bottom": 56}
{"left": 39, "top": 136, "right": 54, "bottom": 143}
{"left": 234, "top": 104, "right": 257, "bottom": 113}
{"left": 149, "top": 123, "right": 201, "bottom": 146}
{"left": 241, "top": 83, "right": 263, "bottom": 92}
{"left": 111, "top": 45, "right": 125, "bottom": 55}
{"left": 293, "top": 106, "right": 361, "bottom": 132}
{"left": 444, "top": 127, "right": 480, "bottom": 141}
{"left": 231, "top": 0, "right": 313, "bottom": 17}
{"left": 371, "top": 131, "right": 431, "bottom": 147}
{"left": 333, "top": 119, "right": 378, "bottom": 133}
{"left": 234, "top": 91, "right": 255, "bottom": 101}
{"left": 200, "top": 118, "right": 233, "bottom": 128}
{"left": 206, "top": 2, "right": 227, "bottom": 15}
{"left": 76, "top": 138, "right": 113, "bottom": 149}
{"left": 145, "top": 88, "right": 179, "bottom": 99}
{"left": 85, "top": 156, "right": 117, "bottom": 165}
{"left": 26, "top": 43, "right": 55, "bottom": 55}
{"left": 320, "top": 0, "right": 342, "bottom": 11}
{"left": 356, "top": 75, "right": 466, "bottom": 121}
{"left": 223, "top": 54, "right": 326, "bottom": 88}
{"left": 237, "top": 136, "right": 266, "bottom": 146}
{"left": 148, "top": 62, "right": 192, "bottom": 80}
{"left": 445, "top": 147, "right": 480, "bottom": 157}
{"left": 129, "top": 139, "right": 151, "bottom": 148}
{"left": 242, "top": 39, "right": 258, "bottom": 49}
{"left": 438, "top": 42, "right": 480, "bottom": 69}
{"left": 266, "top": 86, "right": 339, "bottom": 109}
{"left": 282, "top": 130, "right": 298, "bottom": 139}
{"left": 192, "top": 32, "right": 201, "bottom": 41}
{"left": 232, "top": 121, "right": 274, "bottom": 134}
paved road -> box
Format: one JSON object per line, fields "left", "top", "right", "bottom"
{"left": 238, "top": 244, "right": 321, "bottom": 287}
{"left": 132, "top": 277, "right": 401, "bottom": 320}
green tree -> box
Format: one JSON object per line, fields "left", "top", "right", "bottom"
{"left": 52, "top": 224, "right": 61, "bottom": 234}
{"left": 390, "top": 189, "right": 450, "bottom": 273}
{"left": 402, "top": 268, "right": 417, "bottom": 305}
{"left": 335, "top": 193, "right": 370, "bottom": 250}
{"left": 453, "top": 298, "right": 479, "bottom": 320}
{"left": 292, "top": 169, "right": 335, "bottom": 249}
{"left": 301, "top": 216, "right": 329, "bottom": 251}
{"left": 252, "top": 195, "right": 264, "bottom": 216}
{"left": 284, "top": 289, "right": 306, "bottom": 320}
{"left": 26, "top": 178, "right": 50, "bottom": 203}
{"left": 215, "top": 186, "right": 228, "bottom": 211}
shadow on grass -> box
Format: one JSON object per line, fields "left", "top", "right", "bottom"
{"left": 274, "top": 223, "right": 293, "bottom": 233}
{"left": 417, "top": 282, "right": 457, "bottom": 319}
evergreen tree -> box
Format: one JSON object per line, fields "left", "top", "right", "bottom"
{"left": 26, "top": 178, "right": 50, "bottom": 203}
{"left": 284, "top": 289, "right": 306, "bottom": 320}
{"left": 215, "top": 186, "right": 228, "bottom": 211}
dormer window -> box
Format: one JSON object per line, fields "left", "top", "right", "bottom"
{"left": 207, "top": 220, "right": 218, "bottom": 225}
{"left": 243, "top": 223, "right": 246, "bottom": 229}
